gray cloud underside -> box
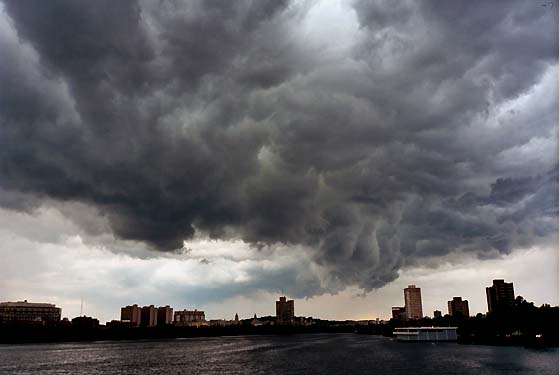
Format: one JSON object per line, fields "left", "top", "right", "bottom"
{"left": 0, "top": 0, "right": 557, "bottom": 294}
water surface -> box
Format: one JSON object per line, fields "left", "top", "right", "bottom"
{"left": 0, "top": 334, "right": 557, "bottom": 374}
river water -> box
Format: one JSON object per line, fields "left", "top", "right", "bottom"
{"left": 0, "top": 333, "right": 557, "bottom": 374}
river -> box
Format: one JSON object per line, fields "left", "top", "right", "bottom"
{"left": 0, "top": 333, "right": 557, "bottom": 374}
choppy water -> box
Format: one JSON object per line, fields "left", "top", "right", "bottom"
{"left": 0, "top": 334, "right": 557, "bottom": 374}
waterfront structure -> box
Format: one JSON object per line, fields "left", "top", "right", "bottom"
{"left": 209, "top": 319, "right": 231, "bottom": 327}
{"left": 433, "top": 310, "right": 442, "bottom": 319}
{"left": 71, "top": 316, "right": 99, "bottom": 328}
{"left": 121, "top": 304, "right": 142, "bottom": 326}
{"left": 174, "top": 309, "right": 206, "bottom": 326}
{"left": 107, "top": 320, "right": 132, "bottom": 328}
{"left": 0, "top": 300, "right": 61, "bottom": 324}
{"left": 391, "top": 306, "right": 406, "bottom": 320}
{"left": 486, "top": 279, "right": 515, "bottom": 314}
{"left": 394, "top": 327, "right": 458, "bottom": 341}
{"left": 404, "top": 285, "right": 423, "bottom": 320}
{"left": 140, "top": 305, "right": 158, "bottom": 327}
{"left": 251, "top": 314, "right": 262, "bottom": 326}
{"left": 276, "top": 296, "right": 295, "bottom": 323}
{"left": 448, "top": 297, "right": 470, "bottom": 317}
{"left": 157, "top": 305, "right": 173, "bottom": 326}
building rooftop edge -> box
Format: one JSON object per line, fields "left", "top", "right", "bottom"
{"left": 0, "top": 301, "right": 58, "bottom": 308}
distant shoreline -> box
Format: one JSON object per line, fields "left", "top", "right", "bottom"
{"left": 0, "top": 324, "right": 360, "bottom": 345}
{"left": 1, "top": 324, "right": 557, "bottom": 348}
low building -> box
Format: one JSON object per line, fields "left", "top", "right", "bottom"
{"left": 293, "top": 316, "right": 313, "bottom": 326}
{"left": 391, "top": 306, "right": 406, "bottom": 320}
{"left": 107, "top": 320, "right": 139, "bottom": 328}
{"left": 251, "top": 314, "right": 262, "bottom": 326}
{"left": 71, "top": 316, "right": 100, "bottom": 328}
{"left": 209, "top": 319, "right": 231, "bottom": 327}
{"left": 174, "top": 309, "right": 206, "bottom": 326}
{"left": 121, "top": 304, "right": 142, "bottom": 326}
{"left": 0, "top": 300, "right": 61, "bottom": 324}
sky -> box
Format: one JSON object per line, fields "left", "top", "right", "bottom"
{"left": 0, "top": 0, "right": 557, "bottom": 323}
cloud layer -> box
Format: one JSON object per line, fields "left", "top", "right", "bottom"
{"left": 0, "top": 0, "right": 557, "bottom": 296}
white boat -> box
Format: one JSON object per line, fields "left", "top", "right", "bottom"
{"left": 393, "top": 327, "right": 458, "bottom": 341}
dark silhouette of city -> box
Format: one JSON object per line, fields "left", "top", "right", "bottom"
{"left": 1, "top": 282, "right": 558, "bottom": 347}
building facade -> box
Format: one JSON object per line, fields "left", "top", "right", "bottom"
{"left": 276, "top": 296, "right": 295, "bottom": 323}
{"left": 404, "top": 285, "right": 423, "bottom": 320}
{"left": 448, "top": 297, "right": 470, "bottom": 317}
{"left": 174, "top": 309, "right": 206, "bottom": 326}
{"left": 157, "top": 305, "right": 173, "bottom": 326}
{"left": 391, "top": 306, "right": 406, "bottom": 320}
{"left": 121, "top": 304, "right": 142, "bottom": 326}
{"left": 486, "top": 279, "right": 515, "bottom": 314}
{"left": 140, "top": 305, "right": 158, "bottom": 327}
{"left": 0, "top": 300, "right": 61, "bottom": 324}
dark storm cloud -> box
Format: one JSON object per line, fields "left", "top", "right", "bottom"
{"left": 0, "top": 0, "right": 557, "bottom": 294}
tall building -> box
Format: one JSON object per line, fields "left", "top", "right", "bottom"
{"left": 157, "top": 305, "right": 173, "bottom": 326}
{"left": 404, "top": 285, "right": 423, "bottom": 320}
{"left": 486, "top": 279, "right": 515, "bottom": 314}
{"left": 391, "top": 306, "right": 406, "bottom": 320}
{"left": 121, "top": 304, "right": 142, "bottom": 326}
{"left": 276, "top": 296, "right": 295, "bottom": 323}
{"left": 448, "top": 297, "right": 470, "bottom": 317}
{"left": 0, "top": 300, "right": 61, "bottom": 324}
{"left": 140, "top": 305, "right": 158, "bottom": 327}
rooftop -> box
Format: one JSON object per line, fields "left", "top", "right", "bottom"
{"left": 0, "top": 300, "right": 58, "bottom": 308}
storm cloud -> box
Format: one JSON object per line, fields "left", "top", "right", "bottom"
{"left": 0, "top": 0, "right": 557, "bottom": 295}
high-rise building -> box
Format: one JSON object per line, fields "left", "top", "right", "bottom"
{"left": 391, "top": 306, "right": 406, "bottom": 320}
{"left": 433, "top": 310, "right": 442, "bottom": 319}
{"left": 486, "top": 279, "right": 515, "bottom": 314}
{"left": 0, "top": 300, "right": 61, "bottom": 324}
{"left": 157, "top": 305, "right": 173, "bottom": 326}
{"left": 121, "top": 304, "right": 142, "bottom": 326}
{"left": 276, "top": 296, "right": 295, "bottom": 323}
{"left": 140, "top": 305, "right": 158, "bottom": 327}
{"left": 448, "top": 297, "right": 470, "bottom": 317}
{"left": 404, "top": 285, "right": 423, "bottom": 320}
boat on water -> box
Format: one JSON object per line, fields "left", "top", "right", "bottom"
{"left": 393, "top": 327, "right": 458, "bottom": 342}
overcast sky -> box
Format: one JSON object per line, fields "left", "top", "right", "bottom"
{"left": 0, "top": 0, "right": 557, "bottom": 323}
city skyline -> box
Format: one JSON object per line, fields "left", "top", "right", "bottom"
{"left": 1, "top": 236, "right": 557, "bottom": 323}
{"left": 0, "top": 0, "right": 557, "bottom": 327}
{"left": 1, "top": 277, "right": 546, "bottom": 325}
